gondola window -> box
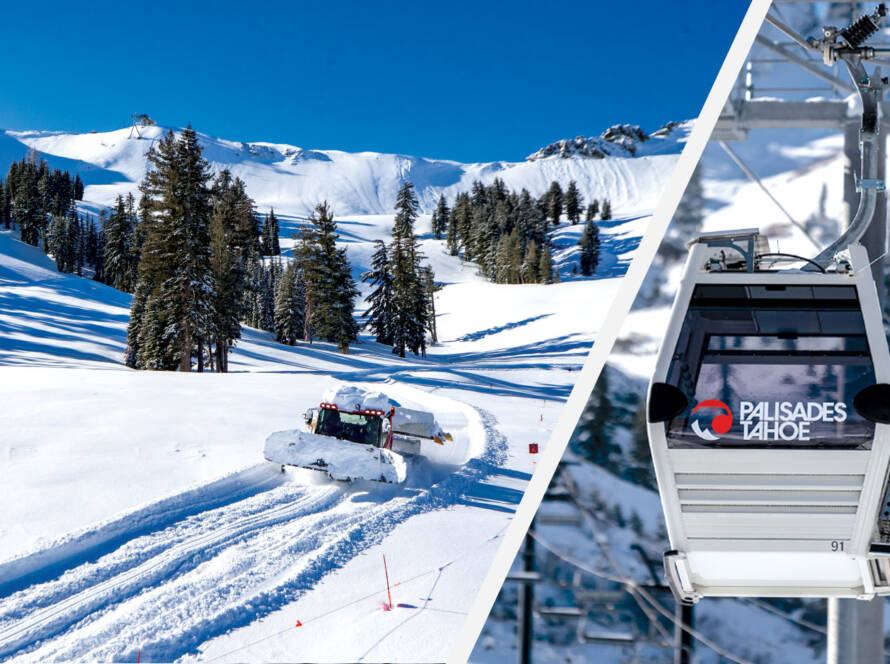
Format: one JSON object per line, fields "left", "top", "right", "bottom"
{"left": 664, "top": 284, "right": 876, "bottom": 449}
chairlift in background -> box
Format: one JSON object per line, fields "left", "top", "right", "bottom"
{"left": 129, "top": 113, "right": 156, "bottom": 139}
{"left": 647, "top": 229, "right": 890, "bottom": 601}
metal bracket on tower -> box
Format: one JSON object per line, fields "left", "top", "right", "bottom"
{"left": 806, "top": 6, "right": 889, "bottom": 267}
{"left": 817, "top": 5, "right": 888, "bottom": 66}
{"left": 856, "top": 178, "right": 887, "bottom": 193}
{"left": 689, "top": 228, "right": 768, "bottom": 273}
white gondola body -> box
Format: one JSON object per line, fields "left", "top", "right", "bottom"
{"left": 648, "top": 238, "right": 890, "bottom": 600}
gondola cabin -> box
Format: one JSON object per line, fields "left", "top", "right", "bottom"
{"left": 647, "top": 230, "right": 890, "bottom": 601}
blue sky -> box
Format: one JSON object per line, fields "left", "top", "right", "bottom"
{"left": 0, "top": 1, "right": 748, "bottom": 162}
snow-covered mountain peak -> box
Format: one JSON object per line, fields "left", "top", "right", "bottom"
{"left": 1, "top": 121, "right": 687, "bottom": 217}
{"left": 526, "top": 120, "right": 690, "bottom": 161}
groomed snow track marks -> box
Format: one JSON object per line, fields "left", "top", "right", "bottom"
{"left": 0, "top": 406, "right": 509, "bottom": 663}
{"left": 0, "top": 484, "right": 344, "bottom": 660}
{"left": 0, "top": 463, "right": 287, "bottom": 597}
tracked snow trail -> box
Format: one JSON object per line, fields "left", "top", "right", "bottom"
{"left": 0, "top": 482, "right": 342, "bottom": 658}
{"left": 0, "top": 405, "right": 505, "bottom": 663}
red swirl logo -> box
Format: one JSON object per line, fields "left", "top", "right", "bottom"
{"left": 691, "top": 399, "right": 733, "bottom": 441}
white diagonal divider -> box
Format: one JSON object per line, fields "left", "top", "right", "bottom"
{"left": 446, "top": 1, "right": 774, "bottom": 661}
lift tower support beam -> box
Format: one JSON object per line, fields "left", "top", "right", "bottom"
{"left": 828, "top": 117, "right": 887, "bottom": 664}
{"left": 843, "top": 118, "right": 888, "bottom": 302}
{"left": 827, "top": 595, "right": 884, "bottom": 664}
{"left": 517, "top": 522, "right": 535, "bottom": 664}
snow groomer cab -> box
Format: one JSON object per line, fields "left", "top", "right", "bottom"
{"left": 647, "top": 229, "right": 890, "bottom": 602}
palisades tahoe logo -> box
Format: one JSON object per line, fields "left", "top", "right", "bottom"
{"left": 691, "top": 399, "right": 847, "bottom": 441}
{"left": 690, "top": 399, "right": 733, "bottom": 441}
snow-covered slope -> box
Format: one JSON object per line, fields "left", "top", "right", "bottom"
{"left": 0, "top": 106, "right": 672, "bottom": 660}
{"left": 1, "top": 122, "right": 689, "bottom": 217}
{"left": 0, "top": 216, "right": 631, "bottom": 661}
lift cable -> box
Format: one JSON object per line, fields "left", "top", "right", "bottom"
{"left": 527, "top": 529, "right": 756, "bottom": 664}
{"left": 547, "top": 479, "right": 890, "bottom": 660}
{"left": 574, "top": 512, "right": 675, "bottom": 646}
{"left": 743, "top": 596, "right": 890, "bottom": 658}
{"left": 717, "top": 140, "right": 822, "bottom": 251}
{"left": 548, "top": 476, "right": 869, "bottom": 663}
{"left": 557, "top": 479, "right": 760, "bottom": 663}
{"left": 559, "top": 479, "right": 674, "bottom": 646}
{"left": 741, "top": 597, "right": 826, "bottom": 635}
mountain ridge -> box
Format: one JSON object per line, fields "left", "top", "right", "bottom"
{"left": 0, "top": 121, "right": 691, "bottom": 218}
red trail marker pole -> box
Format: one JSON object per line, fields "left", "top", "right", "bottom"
{"left": 383, "top": 554, "right": 393, "bottom": 611}
{"left": 136, "top": 651, "right": 141, "bottom": 664}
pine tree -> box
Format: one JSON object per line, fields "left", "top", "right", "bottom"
{"left": 244, "top": 257, "right": 264, "bottom": 329}
{"left": 207, "top": 170, "right": 260, "bottom": 370}
{"left": 262, "top": 208, "right": 281, "bottom": 256}
{"left": 452, "top": 193, "right": 473, "bottom": 256}
{"left": 0, "top": 178, "right": 8, "bottom": 229}
{"left": 273, "top": 259, "right": 306, "bottom": 345}
{"left": 73, "top": 174, "right": 84, "bottom": 200}
{"left": 47, "top": 213, "right": 65, "bottom": 269}
{"left": 361, "top": 240, "right": 395, "bottom": 345}
{"left": 244, "top": 256, "right": 278, "bottom": 332}
{"left": 565, "top": 180, "right": 582, "bottom": 224}
{"left": 547, "top": 181, "right": 563, "bottom": 226}
{"left": 477, "top": 210, "right": 499, "bottom": 280}
{"left": 70, "top": 206, "right": 84, "bottom": 276}
{"left": 538, "top": 244, "right": 554, "bottom": 284}
{"left": 47, "top": 204, "right": 82, "bottom": 273}
{"left": 516, "top": 189, "right": 541, "bottom": 248}
{"left": 578, "top": 218, "right": 600, "bottom": 277}
{"left": 15, "top": 153, "right": 43, "bottom": 247}
{"left": 421, "top": 265, "right": 438, "bottom": 344}
{"left": 521, "top": 240, "right": 539, "bottom": 284}
{"left": 84, "top": 214, "right": 98, "bottom": 273}
{"left": 36, "top": 160, "right": 50, "bottom": 250}
{"left": 125, "top": 282, "right": 149, "bottom": 367}
{"left": 494, "top": 233, "right": 512, "bottom": 284}
{"left": 104, "top": 195, "right": 138, "bottom": 292}
{"left": 89, "top": 216, "right": 106, "bottom": 282}
{"left": 298, "top": 202, "right": 359, "bottom": 352}
{"left": 600, "top": 199, "right": 612, "bottom": 221}
{"left": 586, "top": 200, "right": 599, "bottom": 221}
{"left": 494, "top": 198, "right": 512, "bottom": 235}
{"left": 434, "top": 194, "right": 449, "bottom": 240}
{"left": 137, "top": 293, "right": 179, "bottom": 370}
{"left": 471, "top": 180, "right": 487, "bottom": 207}
{"left": 131, "top": 127, "right": 214, "bottom": 371}
{"left": 209, "top": 193, "right": 239, "bottom": 371}
{"left": 468, "top": 205, "right": 488, "bottom": 265}
{"left": 495, "top": 228, "right": 522, "bottom": 284}
{"left": 268, "top": 256, "right": 283, "bottom": 329}
{"left": 445, "top": 197, "right": 460, "bottom": 256}
{"left": 572, "top": 367, "right": 621, "bottom": 467}
{"left": 389, "top": 182, "right": 429, "bottom": 358}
